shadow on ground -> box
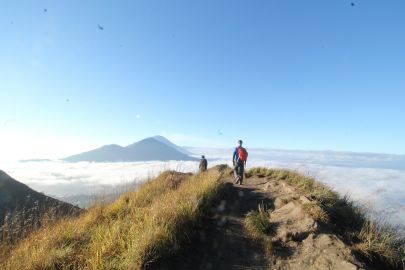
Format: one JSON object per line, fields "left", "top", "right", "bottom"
{"left": 149, "top": 181, "right": 274, "bottom": 270}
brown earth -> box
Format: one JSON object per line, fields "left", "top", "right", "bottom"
{"left": 150, "top": 176, "right": 379, "bottom": 270}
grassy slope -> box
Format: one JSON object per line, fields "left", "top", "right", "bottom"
{"left": 1, "top": 169, "right": 222, "bottom": 270}
{"left": 0, "top": 170, "right": 82, "bottom": 243}
{"left": 246, "top": 167, "right": 405, "bottom": 269}
{"left": 2, "top": 166, "right": 403, "bottom": 269}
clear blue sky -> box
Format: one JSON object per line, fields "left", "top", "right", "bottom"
{"left": 1, "top": 0, "right": 405, "bottom": 159}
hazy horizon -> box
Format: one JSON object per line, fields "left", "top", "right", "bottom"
{"left": 2, "top": 135, "right": 405, "bottom": 163}
{"left": 2, "top": 146, "right": 405, "bottom": 227}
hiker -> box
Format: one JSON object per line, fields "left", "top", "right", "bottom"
{"left": 199, "top": 155, "right": 208, "bottom": 172}
{"left": 233, "top": 140, "right": 248, "bottom": 185}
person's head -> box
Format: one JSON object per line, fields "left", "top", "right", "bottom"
{"left": 238, "top": 140, "right": 243, "bottom": 147}
{"left": 201, "top": 155, "right": 205, "bottom": 159}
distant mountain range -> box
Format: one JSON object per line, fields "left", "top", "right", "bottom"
{"left": 19, "top": 159, "right": 51, "bottom": 163}
{"left": 63, "top": 136, "right": 197, "bottom": 162}
{"left": 0, "top": 170, "right": 82, "bottom": 231}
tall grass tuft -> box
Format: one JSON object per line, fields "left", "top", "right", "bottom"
{"left": 302, "top": 202, "right": 329, "bottom": 223}
{"left": 244, "top": 204, "right": 272, "bottom": 239}
{"left": 0, "top": 199, "right": 82, "bottom": 245}
{"left": 244, "top": 204, "right": 273, "bottom": 254}
{"left": 357, "top": 220, "right": 405, "bottom": 268}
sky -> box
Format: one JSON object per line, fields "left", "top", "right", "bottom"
{"left": 1, "top": 0, "right": 405, "bottom": 160}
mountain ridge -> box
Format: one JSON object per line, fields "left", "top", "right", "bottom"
{"left": 152, "top": 135, "right": 193, "bottom": 155}
{"left": 63, "top": 136, "right": 197, "bottom": 162}
{"left": 0, "top": 170, "right": 82, "bottom": 241}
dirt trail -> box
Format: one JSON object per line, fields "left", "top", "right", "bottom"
{"left": 264, "top": 178, "right": 369, "bottom": 270}
{"left": 152, "top": 176, "right": 374, "bottom": 270}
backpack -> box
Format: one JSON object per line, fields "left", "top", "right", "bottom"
{"left": 238, "top": 147, "right": 248, "bottom": 162}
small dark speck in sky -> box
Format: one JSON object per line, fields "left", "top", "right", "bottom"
{"left": 3, "top": 119, "right": 16, "bottom": 127}
{"left": 217, "top": 129, "right": 223, "bottom": 136}
{"left": 351, "top": 2, "right": 355, "bottom": 6}
{"left": 66, "top": 99, "right": 70, "bottom": 102}
{"left": 44, "top": 8, "right": 47, "bottom": 12}
{"left": 97, "top": 24, "right": 104, "bottom": 31}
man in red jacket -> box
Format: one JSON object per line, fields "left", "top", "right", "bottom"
{"left": 233, "top": 140, "right": 248, "bottom": 185}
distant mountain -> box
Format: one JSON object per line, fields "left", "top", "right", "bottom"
{"left": 152, "top": 135, "right": 193, "bottom": 155}
{"left": 57, "top": 194, "right": 97, "bottom": 209}
{"left": 19, "top": 159, "right": 51, "bottom": 163}
{"left": 0, "top": 170, "right": 82, "bottom": 234}
{"left": 63, "top": 136, "right": 198, "bottom": 162}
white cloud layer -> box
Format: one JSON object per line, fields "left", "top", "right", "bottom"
{"left": 1, "top": 161, "right": 199, "bottom": 197}
{"left": 1, "top": 148, "right": 405, "bottom": 227}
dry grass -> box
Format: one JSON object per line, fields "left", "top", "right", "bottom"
{"left": 1, "top": 169, "right": 222, "bottom": 270}
{"left": 245, "top": 167, "right": 272, "bottom": 179}
{"left": 244, "top": 204, "right": 274, "bottom": 255}
{"left": 0, "top": 200, "right": 81, "bottom": 245}
{"left": 302, "top": 202, "right": 329, "bottom": 223}
{"left": 244, "top": 204, "right": 272, "bottom": 240}
{"left": 1, "top": 207, "right": 69, "bottom": 245}
{"left": 357, "top": 220, "right": 405, "bottom": 268}
{"left": 248, "top": 167, "right": 405, "bottom": 269}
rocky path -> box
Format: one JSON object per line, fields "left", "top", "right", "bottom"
{"left": 152, "top": 176, "right": 374, "bottom": 270}
{"left": 263, "top": 178, "right": 368, "bottom": 270}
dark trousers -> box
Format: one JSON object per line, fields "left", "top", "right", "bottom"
{"left": 234, "top": 161, "right": 245, "bottom": 184}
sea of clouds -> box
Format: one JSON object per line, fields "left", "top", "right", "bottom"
{"left": 1, "top": 148, "right": 405, "bottom": 227}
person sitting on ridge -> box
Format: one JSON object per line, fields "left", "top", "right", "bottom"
{"left": 233, "top": 140, "right": 248, "bottom": 185}
{"left": 199, "top": 155, "right": 208, "bottom": 172}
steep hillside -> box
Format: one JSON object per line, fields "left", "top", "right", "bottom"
{"left": 0, "top": 170, "right": 82, "bottom": 242}
{"left": 63, "top": 136, "right": 197, "bottom": 162}
{"left": 1, "top": 167, "right": 404, "bottom": 270}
